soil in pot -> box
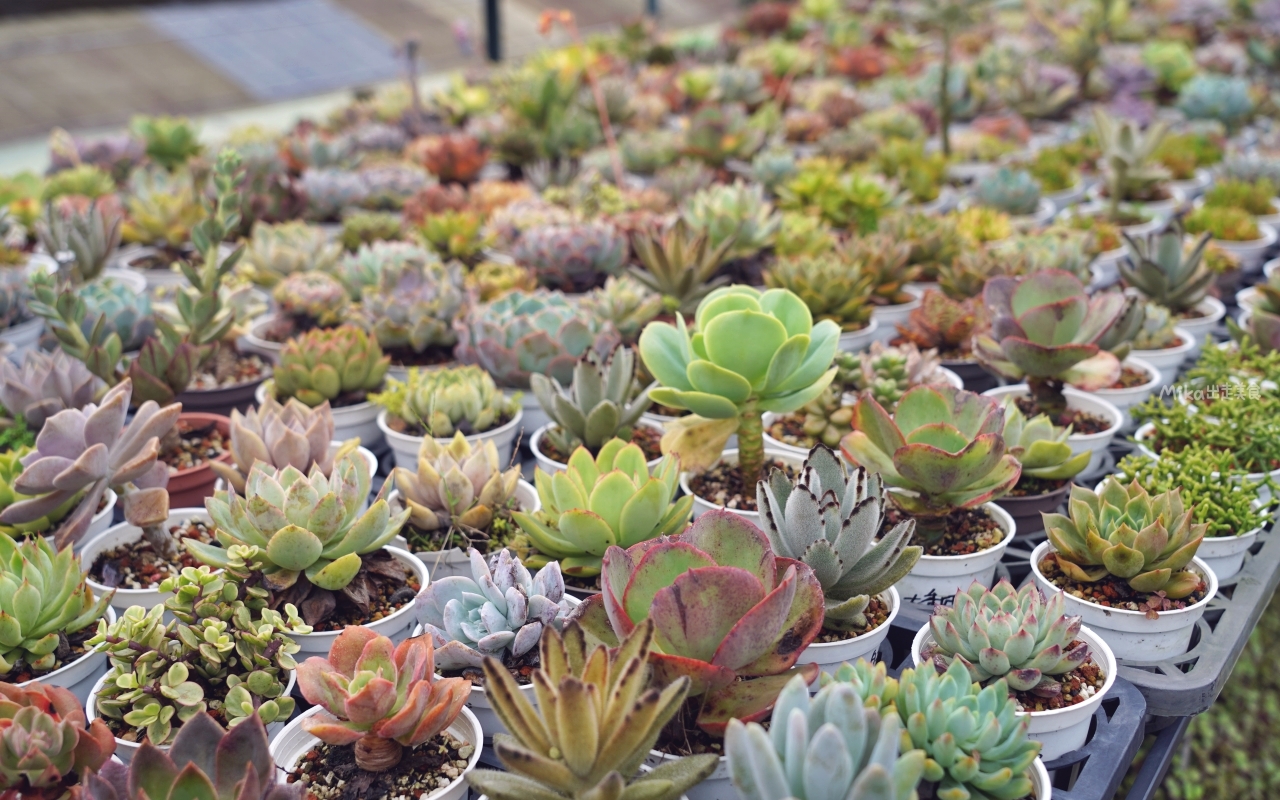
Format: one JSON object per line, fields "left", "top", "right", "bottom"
{"left": 1095, "top": 184, "right": 1172, "bottom": 204}
{"left": 88, "top": 518, "right": 218, "bottom": 590}
{"left": 259, "top": 313, "right": 332, "bottom": 344}
{"left": 1012, "top": 396, "right": 1111, "bottom": 434}
{"left": 884, "top": 505, "right": 1004, "bottom": 557}
{"left": 5, "top": 627, "right": 98, "bottom": 685}
{"left": 270, "top": 549, "right": 420, "bottom": 630}
{"left": 286, "top": 733, "right": 475, "bottom": 800}
{"left": 130, "top": 245, "right": 193, "bottom": 271}
{"left": 383, "top": 343, "right": 456, "bottom": 370}
{"left": 1107, "top": 365, "right": 1154, "bottom": 389}
{"left": 185, "top": 345, "right": 271, "bottom": 391}
{"left": 813, "top": 595, "right": 888, "bottom": 643}
{"left": 384, "top": 411, "right": 516, "bottom": 439}
{"left": 650, "top": 402, "right": 690, "bottom": 419}
{"left": 160, "top": 418, "right": 229, "bottom": 473}
{"left": 689, "top": 457, "right": 800, "bottom": 513}
{"left": 536, "top": 424, "right": 662, "bottom": 463}
{"left": 562, "top": 573, "right": 601, "bottom": 594}
{"left": 1037, "top": 551, "right": 1209, "bottom": 617}
{"left": 403, "top": 503, "right": 524, "bottom": 557}
{"left": 654, "top": 701, "right": 726, "bottom": 758}
{"left": 765, "top": 414, "right": 835, "bottom": 452}
{"left": 1004, "top": 476, "right": 1070, "bottom": 499}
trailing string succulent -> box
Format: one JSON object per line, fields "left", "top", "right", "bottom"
{"left": 1184, "top": 205, "right": 1260, "bottom": 242}
{"left": 0, "top": 379, "right": 176, "bottom": 552}
{"left": 89, "top": 547, "right": 307, "bottom": 744}
{"left": 0, "top": 349, "right": 102, "bottom": 431}
{"left": 1043, "top": 478, "right": 1207, "bottom": 600}
{"left": 0, "top": 681, "right": 116, "bottom": 800}
{"left": 455, "top": 289, "right": 621, "bottom": 389}
{"left": 628, "top": 217, "right": 733, "bottom": 315}
{"left": 925, "top": 580, "right": 1089, "bottom": 697}
{"left": 465, "top": 619, "right": 719, "bottom": 800}
{"left": 758, "top": 446, "right": 921, "bottom": 633}
{"left": 78, "top": 711, "right": 304, "bottom": 800}
{"left": 896, "top": 660, "right": 1040, "bottom": 800}
{"left": 840, "top": 385, "right": 1021, "bottom": 541}
{"left": 188, "top": 449, "right": 410, "bottom": 625}
{"left": 765, "top": 252, "right": 876, "bottom": 333}
{"left": 972, "top": 168, "right": 1042, "bottom": 217}
{"left": 999, "top": 399, "right": 1089, "bottom": 483}
{"left": 973, "top": 270, "right": 1131, "bottom": 418}
{"left": 209, "top": 396, "right": 340, "bottom": 494}
{"left": 0, "top": 535, "right": 113, "bottom": 677}
{"left": 371, "top": 365, "right": 519, "bottom": 438}
{"left": 238, "top": 220, "right": 342, "bottom": 288}
{"left": 574, "top": 509, "right": 824, "bottom": 733}
{"left": 514, "top": 440, "right": 691, "bottom": 577}
{"left": 531, "top": 346, "right": 653, "bottom": 457}
{"left": 726, "top": 672, "right": 926, "bottom": 800}
{"left": 639, "top": 285, "right": 839, "bottom": 498}
{"left": 357, "top": 249, "right": 469, "bottom": 357}
{"left": 272, "top": 324, "right": 389, "bottom": 407}
{"left": 513, "top": 221, "right": 628, "bottom": 293}
{"left": 296, "top": 627, "right": 471, "bottom": 773}
{"left": 415, "top": 548, "right": 573, "bottom": 670}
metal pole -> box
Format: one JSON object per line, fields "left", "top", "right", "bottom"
{"left": 485, "top": 0, "right": 501, "bottom": 62}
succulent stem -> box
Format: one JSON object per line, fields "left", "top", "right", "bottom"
{"left": 354, "top": 734, "right": 403, "bottom": 772}
{"left": 1027, "top": 377, "right": 1069, "bottom": 421}
{"left": 738, "top": 400, "right": 764, "bottom": 504}
{"left": 141, "top": 521, "right": 178, "bottom": 561}
{"left": 939, "top": 28, "right": 952, "bottom": 158}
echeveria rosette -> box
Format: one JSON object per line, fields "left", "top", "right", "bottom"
{"left": 573, "top": 509, "right": 825, "bottom": 735}
{"left": 1043, "top": 478, "right": 1207, "bottom": 599}
{"left": 839, "top": 385, "right": 1021, "bottom": 541}
{"left": 973, "top": 270, "right": 1129, "bottom": 418}
{"left": 0, "top": 680, "right": 116, "bottom": 800}
{"left": 638, "top": 285, "right": 840, "bottom": 500}
{"left": 1000, "top": 399, "right": 1090, "bottom": 481}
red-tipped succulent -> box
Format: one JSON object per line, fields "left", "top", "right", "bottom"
{"left": 296, "top": 627, "right": 471, "bottom": 773}
{"left": 572, "top": 509, "right": 824, "bottom": 735}
{"left": 0, "top": 682, "right": 115, "bottom": 800}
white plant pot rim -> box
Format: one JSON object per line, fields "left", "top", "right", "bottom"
{"left": 1209, "top": 222, "right": 1277, "bottom": 252}
{"left": 1093, "top": 357, "right": 1160, "bottom": 399}
{"left": 1029, "top": 540, "right": 1218, "bottom": 622}
{"left": 1182, "top": 296, "right": 1227, "bottom": 325}
{"left": 256, "top": 380, "right": 383, "bottom": 421}
{"left": 981, "top": 385, "right": 1122, "bottom": 444}
{"left": 17, "top": 605, "right": 116, "bottom": 690}
{"left": 528, "top": 420, "right": 664, "bottom": 473}
{"left": 871, "top": 286, "right": 924, "bottom": 315}
{"left": 288, "top": 546, "right": 426, "bottom": 650}
{"left": 1130, "top": 327, "right": 1196, "bottom": 361}
{"left": 80, "top": 508, "right": 213, "bottom": 602}
{"left": 376, "top": 407, "right": 524, "bottom": 452}
{"left": 801, "top": 587, "right": 899, "bottom": 654}
{"left": 905, "top": 500, "right": 1016, "bottom": 564}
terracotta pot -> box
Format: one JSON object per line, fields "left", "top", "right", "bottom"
{"left": 994, "top": 480, "right": 1072, "bottom": 538}
{"left": 174, "top": 375, "right": 267, "bottom": 418}
{"left": 167, "top": 413, "right": 233, "bottom": 508}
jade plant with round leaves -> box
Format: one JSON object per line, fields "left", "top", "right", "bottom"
{"left": 973, "top": 270, "right": 1131, "bottom": 418}
{"left": 638, "top": 285, "right": 839, "bottom": 502}
{"left": 840, "top": 385, "right": 1021, "bottom": 542}
{"left": 572, "top": 509, "right": 824, "bottom": 735}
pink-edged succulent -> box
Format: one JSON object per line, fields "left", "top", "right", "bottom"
{"left": 296, "top": 626, "right": 471, "bottom": 773}
{"left": 0, "top": 681, "right": 116, "bottom": 800}
{"left": 973, "top": 270, "right": 1129, "bottom": 417}
{"left": 571, "top": 509, "right": 824, "bottom": 736}
{"left": 839, "top": 384, "right": 1021, "bottom": 541}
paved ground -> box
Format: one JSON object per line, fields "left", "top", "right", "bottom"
{"left": 0, "top": 0, "right": 735, "bottom": 156}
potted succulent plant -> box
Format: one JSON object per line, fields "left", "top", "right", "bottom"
{"left": 465, "top": 619, "right": 718, "bottom": 800}
{"left": 758, "top": 446, "right": 921, "bottom": 672}
{"left": 1116, "top": 301, "right": 1195, "bottom": 388}
{"left": 273, "top": 627, "right": 481, "bottom": 800}
{"left": 513, "top": 440, "right": 691, "bottom": 593}
{"left": 1154, "top": 131, "right": 1222, "bottom": 199}
{"left": 993, "top": 399, "right": 1090, "bottom": 537}
{"left": 1, "top": 537, "right": 115, "bottom": 702}
{"left": 763, "top": 252, "right": 879, "bottom": 354}
{"left": 895, "top": 289, "right": 995, "bottom": 392}
{"left": 1089, "top": 111, "right": 1181, "bottom": 219}
{"left": 1184, "top": 205, "right": 1277, "bottom": 271}
{"left": 256, "top": 323, "right": 390, "bottom": 450}
{"left": 1118, "top": 218, "right": 1224, "bottom": 357}
{"left": 628, "top": 217, "right": 734, "bottom": 316}
{"left": 840, "top": 385, "right": 1021, "bottom": 609}
{"left": 529, "top": 347, "right": 661, "bottom": 471}
{"left": 843, "top": 234, "right": 923, "bottom": 345}
{"left": 639, "top": 286, "right": 839, "bottom": 520}
{"left": 85, "top": 547, "right": 304, "bottom": 758}
{"left": 952, "top": 207, "right": 1014, "bottom": 248}
{"left": 572, "top": 510, "right": 824, "bottom": 800}
{"left": 1032, "top": 478, "right": 1215, "bottom": 660}
{"left": 970, "top": 168, "right": 1057, "bottom": 230}
{"left": 243, "top": 271, "right": 352, "bottom": 361}
{"left": 413, "top": 548, "right": 575, "bottom": 739}
{"left": 910, "top": 580, "right": 1117, "bottom": 761}
{"left": 0, "top": 680, "right": 117, "bottom": 799}
{"left": 185, "top": 449, "right": 423, "bottom": 647}
{"left": 373, "top": 365, "right": 523, "bottom": 470}
{"left": 1130, "top": 392, "right": 1280, "bottom": 486}
{"left": 974, "top": 270, "right": 1127, "bottom": 474}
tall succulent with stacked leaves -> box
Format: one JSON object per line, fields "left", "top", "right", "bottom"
{"left": 574, "top": 509, "right": 825, "bottom": 734}
{"left": 638, "top": 285, "right": 839, "bottom": 500}
{"left": 916, "top": 0, "right": 994, "bottom": 157}
{"left": 758, "top": 446, "right": 921, "bottom": 632}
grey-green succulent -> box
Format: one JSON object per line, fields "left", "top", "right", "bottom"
{"left": 531, "top": 345, "right": 653, "bottom": 456}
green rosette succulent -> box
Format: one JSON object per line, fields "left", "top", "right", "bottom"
{"left": 999, "top": 399, "right": 1090, "bottom": 481}
{"left": 638, "top": 285, "right": 840, "bottom": 500}
{"left": 0, "top": 446, "right": 81, "bottom": 537}
{"left": 357, "top": 246, "right": 468, "bottom": 355}
{"left": 840, "top": 385, "right": 1021, "bottom": 541}
{"left": 513, "top": 439, "right": 692, "bottom": 577}
{"left": 370, "top": 365, "right": 520, "bottom": 438}
{"left": 1043, "top": 478, "right": 1207, "bottom": 599}
{"left": 1119, "top": 218, "right": 1214, "bottom": 315}
{"left": 272, "top": 324, "right": 390, "bottom": 407}
{"left": 531, "top": 346, "right": 653, "bottom": 456}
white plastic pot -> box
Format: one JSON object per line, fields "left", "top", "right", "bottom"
{"left": 18, "top": 606, "right": 116, "bottom": 705}
{"left": 1169, "top": 168, "right": 1213, "bottom": 200}
{"left": 1195, "top": 526, "right": 1263, "bottom": 582}
{"left": 1008, "top": 198, "right": 1058, "bottom": 231}
{"left": 88, "top": 666, "right": 295, "bottom": 761}
{"left": 1093, "top": 357, "right": 1160, "bottom": 431}
{"left": 1129, "top": 327, "right": 1195, "bottom": 388}
{"left": 239, "top": 314, "right": 285, "bottom": 363}
{"left": 528, "top": 420, "right": 664, "bottom": 474}
{"left": 79, "top": 508, "right": 212, "bottom": 617}
{"left": 869, "top": 288, "right": 922, "bottom": 345}
{"left": 379, "top": 408, "right": 523, "bottom": 472}
{"left": 1085, "top": 185, "right": 1185, "bottom": 220}
{"left": 1069, "top": 202, "right": 1162, "bottom": 237}
{"left": 913, "top": 186, "right": 958, "bottom": 216}
{"left": 1213, "top": 223, "right": 1278, "bottom": 272}
{"left": 911, "top": 622, "right": 1117, "bottom": 761}
{"left": 269, "top": 703, "right": 482, "bottom": 796}
{"left": 895, "top": 503, "right": 1016, "bottom": 610}
{"left": 290, "top": 546, "right": 427, "bottom": 654}
{"left": 1045, "top": 182, "right": 1086, "bottom": 211}
{"left": 838, "top": 319, "right": 879, "bottom": 354}
{"left": 256, "top": 380, "right": 385, "bottom": 453}
{"left": 796, "top": 588, "right": 899, "bottom": 678}
{"left": 393, "top": 481, "right": 541, "bottom": 581}
{"left": 1031, "top": 758, "right": 1051, "bottom": 799}
{"left": 760, "top": 412, "right": 818, "bottom": 462}
{"left": 510, "top": 389, "right": 548, "bottom": 440}
{"left": 679, "top": 448, "right": 806, "bottom": 525}
{"left": 0, "top": 316, "right": 43, "bottom": 359}
{"left": 1256, "top": 198, "right": 1280, "bottom": 228}
{"left": 1178, "top": 296, "right": 1226, "bottom": 358}
{"left": 982, "top": 385, "right": 1122, "bottom": 475}
{"left": 1029, "top": 541, "right": 1218, "bottom": 661}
